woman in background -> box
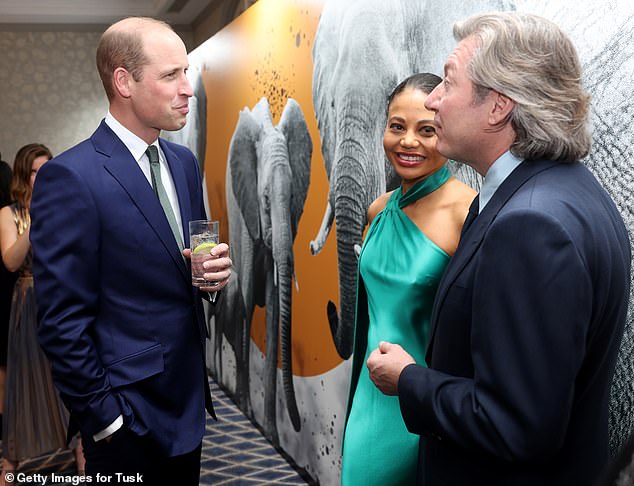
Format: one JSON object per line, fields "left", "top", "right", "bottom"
{"left": 0, "top": 144, "right": 84, "bottom": 484}
{"left": 341, "top": 73, "right": 476, "bottom": 485}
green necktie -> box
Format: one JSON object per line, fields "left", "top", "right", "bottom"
{"left": 146, "top": 145, "right": 183, "bottom": 251}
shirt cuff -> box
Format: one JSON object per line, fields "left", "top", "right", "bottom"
{"left": 93, "top": 415, "right": 123, "bottom": 442}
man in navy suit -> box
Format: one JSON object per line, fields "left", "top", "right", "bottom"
{"left": 30, "top": 17, "right": 231, "bottom": 485}
{"left": 367, "top": 12, "right": 631, "bottom": 486}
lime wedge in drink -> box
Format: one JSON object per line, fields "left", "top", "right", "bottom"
{"left": 193, "top": 242, "right": 217, "bottom": 254}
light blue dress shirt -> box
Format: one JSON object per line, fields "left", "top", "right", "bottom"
{"left": 479, "top": 150, "right": 523, "bottom": 213}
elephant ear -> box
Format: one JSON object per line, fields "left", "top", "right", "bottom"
{"left": 278, "top": 98, "right": 312, "bottom": 239}
{"left": 228, "top": 105, "right": 262, "bottom": 242}
{"left": 251, "top": 96, "right": 275, "bottom": 130}
{"left": 311, "top": 2, "right": 342, "bottom": 180}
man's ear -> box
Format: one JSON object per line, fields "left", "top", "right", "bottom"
{"left": 489, "top": 92, "right": 515, "bottom": 125}
{"left": 113, "top": 67, "right": 132, "bottom": 99}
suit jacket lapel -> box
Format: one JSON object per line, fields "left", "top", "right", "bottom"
{"left": 92, "top": 122, "right": 190, "bottom": 284}
{"left": 426, "top": 159, "right": 559, "bottom": 363}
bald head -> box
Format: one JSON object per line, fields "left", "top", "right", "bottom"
{"left": 96, "top": 17, "right": 176, "bottom": 100}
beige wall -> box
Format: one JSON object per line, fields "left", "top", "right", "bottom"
{"left": 0, "top": 0, "right": 256, "bottom": 166}
{"left": 0, "top": 31, "right": 107, "bottom": 165}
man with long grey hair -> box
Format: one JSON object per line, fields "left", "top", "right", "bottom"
{"left": 366, "top": 11, "right": 631, "bottom": 486}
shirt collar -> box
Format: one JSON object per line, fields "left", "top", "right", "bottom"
{"left": 104, "top": 112, "right": 159, "bottom": 163}
{"left": 479, "top": 150, "right": 523, "bottom": 213}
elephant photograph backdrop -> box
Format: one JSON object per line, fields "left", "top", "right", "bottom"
{"left": 187, "top": 0, "right": 347, "bottom": 483}
{"left": 183, "top": 0, "right": 634, "bottom": 483}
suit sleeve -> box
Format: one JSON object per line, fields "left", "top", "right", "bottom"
{"left": 31, "top": 160, "right": 122, "bottom": 437}
{"left": 398, "top": 209, "right": 592, "bottom": 462}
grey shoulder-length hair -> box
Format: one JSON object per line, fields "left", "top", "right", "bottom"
{"left": 455, "top": 12, "right": 591, "bottom": 163}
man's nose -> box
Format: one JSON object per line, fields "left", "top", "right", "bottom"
{"left": 181, "top": 76, "right": 193, "bottom": 97}
{"left": 425, "top": 84, "right": 441, "bottom": 111}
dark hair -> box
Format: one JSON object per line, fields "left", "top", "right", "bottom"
{"left": 386, "top": 73, "right": 442, "bottom": 114}
{"left": 11, "top": 143, "right": 52, "bottom": 208}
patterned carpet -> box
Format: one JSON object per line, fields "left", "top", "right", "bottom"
{"left": 1, "top": 378, "right": 312, "bottom": 485}
{"left": 200, "top": 380, "right": 311, "bottom": 485}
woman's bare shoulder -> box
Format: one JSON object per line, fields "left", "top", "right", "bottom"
{"left": 448, "top": 177, "right": 477, "bottom": 196}
{"left": 447, "top": 178, "right": 477, "bottom": 206}
{"left": 367, "top": 191, "right": 393, "bottom": 224}
{"left": 438, "top": 178, "right": 477, "bottom": 228}
{"left": 0, "top": 205, "right": 13, "bottom": 222}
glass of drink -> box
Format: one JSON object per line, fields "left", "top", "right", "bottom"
{"left": 189, "top": 220, "right": 219, "bottom": 287}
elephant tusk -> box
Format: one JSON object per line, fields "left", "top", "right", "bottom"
{"left": 310, "top": 201, "right": 334, "bottom": 256}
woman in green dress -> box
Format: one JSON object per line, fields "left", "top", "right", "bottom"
{"left": 341, "top": 73, "right": 476, "bottom": 485}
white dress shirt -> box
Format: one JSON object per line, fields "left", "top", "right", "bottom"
{"left": 104, "top": 112, "right": 184, "bottom": 242}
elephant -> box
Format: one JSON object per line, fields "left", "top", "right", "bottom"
{"left": 310, "top": 0, "right": 503, "bottom": 359}
{"left": 225, "top": 96, "right": 312, "bottom": 445}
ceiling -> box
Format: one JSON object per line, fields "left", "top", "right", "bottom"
{"left": 0, "top": 0, "right": 220, "bottom": 29}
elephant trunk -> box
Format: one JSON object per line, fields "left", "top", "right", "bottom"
{"left": 271, "top": 173, "right": 302, "bottom": 431}
{"left": 328, "top": 142, "right": 377, "bottom": 360}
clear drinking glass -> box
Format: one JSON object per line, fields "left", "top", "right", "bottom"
{"left": 189, "top": 220, "right": 219, "bottom": 287}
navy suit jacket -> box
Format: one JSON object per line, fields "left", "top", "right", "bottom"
{"left": 398, "top": 160, "right": 631, "bottom": 485}
{"left": 31, "top": 121, "right": 214, "bottom": 456}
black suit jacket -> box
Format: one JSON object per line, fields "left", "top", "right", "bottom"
{"left": 398, "top": 160, "right": 631, "bottom": 485}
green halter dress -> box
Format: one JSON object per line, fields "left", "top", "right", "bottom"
{"left": 341, "top": 166, "right": 451, "bottom": 485}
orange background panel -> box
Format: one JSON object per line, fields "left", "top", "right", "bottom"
{"left": 198, "top": 0, "right": 343, "bottom": 376}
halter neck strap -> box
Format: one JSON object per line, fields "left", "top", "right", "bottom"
{"left": 398, "top": 165, "right": 451, "bottom": 209}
